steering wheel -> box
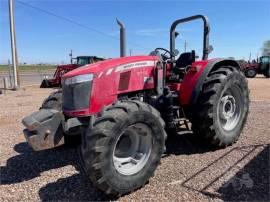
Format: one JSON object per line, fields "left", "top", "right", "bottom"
{"left": 154, "top": 48, "right": 174, "bottom": 61}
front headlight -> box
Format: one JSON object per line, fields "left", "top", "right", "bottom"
{"left": 64, "top": 74, "right": 94, "bottom": 85}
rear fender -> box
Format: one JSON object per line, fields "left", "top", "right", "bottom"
{"left": 180, "top": 58, "right": 241, "bottom": 105}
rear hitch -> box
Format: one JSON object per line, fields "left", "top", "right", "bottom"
{"left": 22, "top": 109, "right": 65, "bottom": 151}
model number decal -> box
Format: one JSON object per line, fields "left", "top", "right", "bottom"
{"left": 115, "top": 61, "right": 155, "bottom": 72}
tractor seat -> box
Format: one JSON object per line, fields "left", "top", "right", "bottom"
{"left": 175, "top": 50, "right": 196, "bottom": 69}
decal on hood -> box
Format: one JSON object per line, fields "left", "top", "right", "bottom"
{"left": 115, "top": 61, "right": 156, "bottom": 72}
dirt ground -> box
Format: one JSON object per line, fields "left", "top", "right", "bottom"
{"left": 0, "top": 77, "right": 269, "bottom": 201}
{"left": 248, "top": 76, "right": 270, "bottom": 101}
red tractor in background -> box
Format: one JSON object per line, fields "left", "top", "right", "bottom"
{"left": 22, "top": 15, "right": 249, "bottom": 197}
{"left": 241, "top": 56, "right": 270, "bottom": 78}
{"left": 40, "top": 55, "right": 104, "bottom": 88}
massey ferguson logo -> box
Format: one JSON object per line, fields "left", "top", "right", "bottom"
{"left": 115, "top": 61, "right": 155, "bottom": 72}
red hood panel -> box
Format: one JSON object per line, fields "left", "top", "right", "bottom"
{"left": 63, "top": 56, "right": 159, "bottom": 78}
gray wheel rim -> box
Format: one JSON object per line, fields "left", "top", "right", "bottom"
{"left": 247, "top": 69, "right": 256, "bottom": 77}
{"left": 113, "top": 123, "right": 152, "bottom": 176}
{"left": 217, "top": 85, "right": 243, "bottom": 131}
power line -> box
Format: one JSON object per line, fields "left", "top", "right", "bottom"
{"left": 15, "top": 0, "right": 151, "bottom": 51}
{"left": 16, "top": 0, "right": 118, "bottom": 40}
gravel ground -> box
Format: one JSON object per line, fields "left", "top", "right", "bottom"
{"left": 0, "top": 77, "right": 269, "bottom": 201}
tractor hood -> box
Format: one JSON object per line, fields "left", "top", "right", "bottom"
{"left": 63, "top": 56, "right": 159, "bottom": 78}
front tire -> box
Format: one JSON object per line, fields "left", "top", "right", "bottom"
{"left": 191, "top": 66, "right": 249, "bottom": 147}
{"left": 40, "top": 90, "right": 80, "bottom": 146}
{"left": 41, "top": 90, "right": 62, "bottom": 110}
{"left": 80, "top": 100, "right": 166, "bottom": 196}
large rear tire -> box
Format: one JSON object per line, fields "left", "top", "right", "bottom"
{"left": 80, "top": 100, "right": 166, "bottom": 196}
{"left": 191, "top": 66, "right": 249, "bottom": 147}
{"left": 263, "top": 67, "right": 270, "bottom": 78}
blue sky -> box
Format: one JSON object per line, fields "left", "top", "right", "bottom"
{"left": 1, "top": 0, "right": 269, "bottom": 64}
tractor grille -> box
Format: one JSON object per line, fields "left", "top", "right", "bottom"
{"left": 62, "top": 81, "right": 92, "bottom": 111}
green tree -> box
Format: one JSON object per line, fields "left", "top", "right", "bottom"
{"left": 261, "top": 40, "right": 270, "bottom": 56}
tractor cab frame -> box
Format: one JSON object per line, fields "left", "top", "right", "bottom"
{"left": 152, "top": 15, "right": 213, "bottom": 84}
{"left": 170, "top": 14, "right": 211, "bottom": 62}
{"left": 73, "top": 56, "right": 104, "bottom": 66}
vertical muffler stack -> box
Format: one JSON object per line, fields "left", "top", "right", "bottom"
{"left": 116, "top": 18, "right": 126, "bottom": 57}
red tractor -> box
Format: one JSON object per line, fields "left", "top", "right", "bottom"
{"left": 22, "top": 15, "right": 249, "bottom": 197}
{"left": 241, "top": 56, "right": 270, "bottom": 78}
{"left": 40, "top": 56, "right": 104, "bottom": 88}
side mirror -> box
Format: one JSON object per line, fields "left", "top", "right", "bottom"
{"left": 208, "top": 45, "right": 214, "bottom": 54}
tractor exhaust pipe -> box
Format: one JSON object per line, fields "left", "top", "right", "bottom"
{"left": 116, "top": 18, "right": 126, "bottom": 57}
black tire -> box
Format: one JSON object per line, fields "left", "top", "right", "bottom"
{"left": 41, "top": 90, "right": 62, "bottom": 111}
{"left": 80, "top": 100, "right": 166, "bottom": 196}
{"left": 244, "top": 68, "right": 257, "bottom": 78}
{"left": 263, "top": 67, "right": 270, "bottom": 78}
{"left": 191, "top": 66, "right": 249, "bottom": 147}
{"left": 40, "top": 79, "right": 51, "bottom": 88}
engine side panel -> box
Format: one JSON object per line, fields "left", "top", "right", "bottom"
{"left": 90, "top": 61, "right": 156, "bottom": 114}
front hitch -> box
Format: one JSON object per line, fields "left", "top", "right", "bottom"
{"left": 22, "top": 109, "right": 65, "bottom": 151}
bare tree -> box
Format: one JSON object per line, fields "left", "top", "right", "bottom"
{"left": 261, "top": 40, "right": 270, "bottom": 56}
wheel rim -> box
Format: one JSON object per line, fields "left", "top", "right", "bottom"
{"left": 247, "top": 69, "right": 255, "bottom": 77}
{"left": 218, "top": 85, "right": 243, "bottom": 131}
{"left": 113, "top": 123, "right": 152, "bottom": 176}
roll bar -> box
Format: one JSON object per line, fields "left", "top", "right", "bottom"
{"left": 170, "top": 15, "right": 210, "bottom": 60}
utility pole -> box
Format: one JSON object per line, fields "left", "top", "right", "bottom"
{"left": 8, "top": 59, "right": 12, "bottom": 87}
{"left": 184, "top": 40, "right": 187, "bottom": 52}
{"left": 129, "top": 49, "right": 132, "bottom": 56}
{"left": 9, "top": 0, "right": 19, "bottom": 89}
{"left": 249, "top": 52, "right": 251, "bottom": 62}
{"left": 69, "top": 50, "right": 73, "bottom": 64}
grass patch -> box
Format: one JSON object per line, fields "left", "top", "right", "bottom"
{"left": 0, "top": 65, "right": 56, "bottom": 73}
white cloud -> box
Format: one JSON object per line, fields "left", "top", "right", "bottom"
{"left": 135, "top": 28, "right": 167, "bottom": 36}
{"left": 107, "top": 30, "right": 119, "bottom": 37}
{"left": 135, "top": 27, "right": 191, "bottom": 37}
